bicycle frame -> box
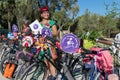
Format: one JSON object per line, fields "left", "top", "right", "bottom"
{"left": 43, "top": 49, "right": 75, "bottom": 80}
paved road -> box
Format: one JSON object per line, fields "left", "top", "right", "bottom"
{"left": 0, "top": 71, "right": 9, "bottom": 80}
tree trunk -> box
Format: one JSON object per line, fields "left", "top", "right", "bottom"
{"left": 8, "top": 21, "right": 11, "bottom": 32}
{"left": 68, "top": 26, "right": 71, "bottom": 33}
{"left": 7, "top": 11, "right": 11, "bottom": 32}
{"left": 57, "top": 25, "right": 63, "bottom": 40}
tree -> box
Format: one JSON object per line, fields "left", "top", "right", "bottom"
{"left": 104, "top": 1, "right": 120, "bottom": 37}
{"left": 0, "top": 0, "right": 16, "bottom": 31}
{"left": 116, "top": 18, "right": 120, "bottom": 31}
{"left": 76, "top": 9, "right": 91, "bottom": 34}
{"left": 0, "top": 0, "right": 79, "bottom": 34}
{"left": 75, "top": 9, "right": 101, "bottom": 33}
{"left": 34, "top": 0, "right": 79, "bottom": 39}
{"left": 14, "top": 0, "right": 36, "bottom": 31}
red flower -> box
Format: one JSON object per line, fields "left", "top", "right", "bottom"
{"left": 45, "top": 23, "right": 50, "bottom": 27}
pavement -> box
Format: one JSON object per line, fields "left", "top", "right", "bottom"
{"left": 0, "top": 73, "right": 9, "bottom": 80}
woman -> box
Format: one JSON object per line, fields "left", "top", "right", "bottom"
{"left": 40, "top": 6, "right": 58, "bottom": 37}
{"left": 39, "top": 6, "right": 58, "bottom": 79}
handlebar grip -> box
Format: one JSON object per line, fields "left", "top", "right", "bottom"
{"left": 46, "top": 36, "right": 59, "bottom": 44}
{"left": 82, "top": 48, "right": 98, "bottom": 54}
{"left": 32, "top": 34, "right": 42, "bottom": 37}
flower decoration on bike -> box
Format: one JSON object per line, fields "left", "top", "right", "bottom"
{"left": 22, "top": 36, "right": 33, "bottom": 48}
{"left": 35, "top": 38, "right": 48, "bottom": 50}
{"left": 41, "top": 27, "right": 52, "bottom": 37}
{"left": 35, "top": 27, "right": 52, "bottom": 50}
{"left": 7, "top": 32, "right": 14, "bottom": 40}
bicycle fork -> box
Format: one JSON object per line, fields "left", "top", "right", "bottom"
{"left": 62, "top": 63, "right": 75, "bottom": 80}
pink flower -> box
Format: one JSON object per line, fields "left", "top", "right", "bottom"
{"left": 45, "top": 23, "right": 50, "bottom": 27}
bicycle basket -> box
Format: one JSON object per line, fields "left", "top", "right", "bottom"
{"left": 16, "top": 51, "right": 33, "bottom": 62}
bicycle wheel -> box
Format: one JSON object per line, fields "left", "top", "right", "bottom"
{"left": 81, "top": 73, "right": 90, "bottom": 80}
{"left": 70, "top": 55, "right": 101, "bottom": 80}
{"left": 19, "top": 62, "right": 47, "bottom": 80}
{"left": 70, "top": 55, "right": 83, "bottom": 80}
{"left": 81, "top": 68, "right": 101, "bottom": 80}
{"left": 14, "top": 61, "right": 30, "bottom": 80}
{"left": 0, "top": 47, "right": 7, "bottom": 61}
{"left": 1, "top": 51, "right": 10, "bottom": 61}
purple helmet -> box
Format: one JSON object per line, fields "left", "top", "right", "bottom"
{"left": 12, "top": 24, "right": 18, "bottom": 32}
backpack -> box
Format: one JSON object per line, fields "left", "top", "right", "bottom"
{"left": 3, "top": 63, "right": 17, "bottom": 78}
{"left": 90, "top": 47, "right": 113, "bottom": 74}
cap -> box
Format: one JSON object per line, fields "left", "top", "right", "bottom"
{"left": 40, "top": 6, "right": 49, "bottom": 13}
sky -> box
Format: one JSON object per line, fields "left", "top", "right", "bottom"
{"left": 77, "top": 0, "right": 120, "bottom": 16}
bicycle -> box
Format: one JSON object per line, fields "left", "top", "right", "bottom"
{"left": 0, "top": 35, "right": 38, "bottom": 80}
{"left": 0, "top": 34, "right": 22, "bottom": 61}
{"left": 0, "top": 43, "right": 20, "bottom": 79}
{"left": 19, "top": 34, "right": 75, "bottom": 80}
{"left": 13, "top": 48, "right": 35, "bottom": 80}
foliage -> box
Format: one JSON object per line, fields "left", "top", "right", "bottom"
{"left": 0, "top": 0, "right": 79, "bottom": 33}
{"left": 78, "top": 30, "right": 103, "bottom": 49}
{"left": 103, "top": 1, "right": 120, "bottom": 37}
{"left": 78, "top": 30, "right": 103, "bottom": 43}
{"left": 116, "top": 18, "right": 120, "bottom": 31}
{"left": 0, "top": 0, "right": 120, "bottom": 39}
{"left": 75, "top": 1, "right": 120, "bottom": 38}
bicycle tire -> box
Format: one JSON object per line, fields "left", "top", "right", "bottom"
{"left": 70, "top": 55, "right": 101, "bottom": 80}
{"left": 0, "top": 47, "right": 6, "bottom": 61}
{"left": 14, "top": 61, "right": 29, "bottom": 80}
{"left": 19, "top": 62, "right": 46, "bottom": 80}
{"left": 81, "top": 73, "right": 90, "bottom": 80}
{"left": 1, "top": 51, "right": 10, "bottom": 61}
{"left": 81, "top": 70, "right": 101, "bottom": 80}
{"left": 63, "top": 64, "right": 75, "bottom": 80}
{"left": 67, "top": 54, "right": 84, "bottom": 79}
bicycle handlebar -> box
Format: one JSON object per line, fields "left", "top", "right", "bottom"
{"left": 81, "top": 48, "right": 98, "bottom": 54}
{"left": 33, "top": 34, "right": 60, "bottom": 48}
{"left": 96, "top": 38, "right": 113, "bottom": 45}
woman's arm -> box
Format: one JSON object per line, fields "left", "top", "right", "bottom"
{"left": 52, "top": 25, "right": 58, "bottom": 37}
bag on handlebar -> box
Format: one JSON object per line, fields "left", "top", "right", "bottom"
{"left": 82, "top": 53, "right": 95, "bottom": 75}
{"left": 90, "top": 47, "right": 113, "bottom": 74}
{"left": 82, "top": 47, "right": 113, "bottom": 78}
{"left": 3, "top": 63, "right": 17, "bottom": 78}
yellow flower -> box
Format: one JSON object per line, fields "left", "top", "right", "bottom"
{"left": 84, "top": 39, "right": 95, "bottom": 49}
